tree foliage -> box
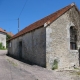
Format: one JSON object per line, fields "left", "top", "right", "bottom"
{"left": 6, "top": 34, "right": 12, "bottom": 48}
{"left": 6, "top": 34, "right": 11, "bottom": 41}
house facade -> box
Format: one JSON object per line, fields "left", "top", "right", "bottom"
{"left": 0, "top": 28, "right": 6, "bottom": 48}
{"left": 0, "top": 28, "right": 14, "bottom": 49}
{"left": 8, "top": 3, "right": 80, "bottom": 69}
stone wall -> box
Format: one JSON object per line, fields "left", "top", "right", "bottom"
{"left": 67, "top": 6, "right": 80, "bottom": 68}
{"left": 8, "top": 27, "right": 46, "bottom": 67}
{"left": 8, "top": 37, "right": 21, "bottom": 57}
{"left": 0, "top": 32, "right": 6, "bottom": 48}
{"left": 46, "top": 6, "right": 80, "bottom": 69}
{"left": 8, "top": 36, "right": 22, "bottom": 57}
{"left": 22, "top": 27, "right": 46, "bottom": 67}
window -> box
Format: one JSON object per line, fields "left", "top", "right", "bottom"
{"left": 70, "top": 42, "right": 77, "bottom": 50}
{"left": 70, "top": 26, "right": 77, "bottom": 50}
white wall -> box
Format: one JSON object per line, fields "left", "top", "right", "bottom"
{"left": 0, "top": 32, "right": 6, "bottom": 48}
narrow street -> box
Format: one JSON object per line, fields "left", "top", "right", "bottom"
{"left": 0, "top": 50, "right": 80, "bottom": 80}
{"left": 0, "top": 50, "right": 36, "bottom": 80}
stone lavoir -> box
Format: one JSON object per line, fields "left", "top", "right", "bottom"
{"left": 8, "top": 3, "right": 80, "bottom": 70}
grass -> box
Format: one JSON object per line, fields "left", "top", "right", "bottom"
{"left": 7, "top": 59, "right": 18, "bottom": 67}
{"left": 0, "top": 48, "right": 7, "bottom": 50}
{"left": 76, "top": 71, "right": 80, "bottom": 75}
{"left": 0, "top": 43, "right": 7, "bottom": 50}
{"left": 52, "top": 59, "right": 58, "bottom": 70}
{"left": 74, "top": 67, "right": 80, "bottom": 70}
{"left": 71, "top": 71, "right": 80, "bottom": 75}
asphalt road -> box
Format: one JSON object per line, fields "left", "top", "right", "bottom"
{"left": 0, "top": 50, "right": 80, "bottom": 80}
{"left": 0, "top": 50, "right": 36, "bottom": 80}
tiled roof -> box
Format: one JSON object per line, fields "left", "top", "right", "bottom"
{"left": 0, "top": 28, "right": 14, "bottom": 37}
{"left": 7, "top": 32, "right": 14, "bottom": 37}
{"left": 0, "top": 28, "right": 6, "bottom": 33}
{"left": 9, "top": 3, "right": 76, "bottom": 41}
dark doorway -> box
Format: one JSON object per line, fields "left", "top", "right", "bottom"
{"left": 19, "top": 41, "right": 22, "bottom": 59}
{"left": 79, "top": 48, "right": 80, "bottom": 66}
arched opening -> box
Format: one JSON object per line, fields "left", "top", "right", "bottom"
{"left": 70, "top": 26, "right": 77, "bottom": 50}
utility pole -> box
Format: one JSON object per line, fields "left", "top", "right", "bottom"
{"left": 18, "top": 18, "right": 19, "bottom": 32}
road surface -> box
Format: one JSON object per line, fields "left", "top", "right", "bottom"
{"left": 0, "top": 50, "right": 36, "bottom": 80}
{"left": 0, "top": 50, "right": 80, "bottom": 80}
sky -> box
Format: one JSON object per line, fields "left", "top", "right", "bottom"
{"left": 0, "top": 0, "right": 80, "bottom": 35}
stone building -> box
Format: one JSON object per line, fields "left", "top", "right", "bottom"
{"left": 0, "top": 28, "right": 14, "bottom": 49}
{"left": 8, "top": 3, "right": 80, "bottom": 69}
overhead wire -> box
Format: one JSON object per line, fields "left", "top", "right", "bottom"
{"left": 18, "top": 0, "right": 28, "bottom": 18}
{"left": 0, "top": 19, "right": 17, "bottom": 22}
{"left": 0, "top": 0, "right": 28, "bottom": 33}
{"left": 0, "top": 0, "right": 28, "bottom": 22}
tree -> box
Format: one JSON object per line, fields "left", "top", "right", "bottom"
{"left": 6, "top": 34, "right": 11, "bottom": 41}
{"left": 6, "top": 34, "right": 12, "bottom": 48}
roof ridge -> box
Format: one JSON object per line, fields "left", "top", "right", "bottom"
{"left": 0, "top": 28, "right": 6, "bottom": 33}
{"left": 71, "top": 3, "right": 75, "bottom": 6}
{"left": 46, "top": 3, "right": 75, "bottom": 24}
{"left": 9, "top": 3, "right": 76, "bottom": 41}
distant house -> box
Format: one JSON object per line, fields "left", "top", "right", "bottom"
{"left": 7, "top": 32, "right": 14, "bottom": 37}
{"left": 0, "top": 28, "right": 14, "bottom": 49}
{"left": 0, "top": 28, "right": 6, "bottom": 48}
{"left": 8, "top": 3, "right": 80, "bottom": 69}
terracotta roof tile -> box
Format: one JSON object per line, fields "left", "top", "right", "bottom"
{"left": 0, "top": 28, "right": 6, "bottom": 33}
{"left": 7, "top": 32, "right": 14, "bottom": 37}
{"left": 10, "top": 3, "right": 76, "bottom": 40}
{"left": 0, "top": 28, "right": 14, "bottom": 37}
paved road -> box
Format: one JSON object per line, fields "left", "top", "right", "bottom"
{"left": 0, "top": 50, "right": 8, "bottom": 56}
{"left": 0, "top": 50, "right": 80, "bottom": 80}
{"left": 0, "top": 50, "right": 36, "bottom": 80}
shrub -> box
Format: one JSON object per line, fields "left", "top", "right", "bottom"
{"left": 0, "top": 42, "right": 6, "bottom": 50}
{"left": 0, "top": 43, "right": 3, "bottom": 49}
{"left": 6, "top": 34, "right": 12, "bottom": 48}
{"left": 52, "top": 59, "right": 58, "bottom": 70}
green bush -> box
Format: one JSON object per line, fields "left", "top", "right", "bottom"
{"left": 0, "top": 43, "right": 3, "bottom": 49}
{"left": 6, "top": 34, "right": 12, "bottom": 48}
{"left": 52, "top": 59, "right": 58, "bottom": 70}
{"left": 0, "top": 42, "right": 6, "bottom": 50}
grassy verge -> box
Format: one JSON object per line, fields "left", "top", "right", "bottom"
{"left": 0, "top": 48, "right": 7, "bottom": 50}
{"left": 7, "top": 59, "right": 18, "bottom": 67}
